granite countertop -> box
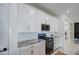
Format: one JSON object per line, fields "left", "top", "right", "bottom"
{"left": 17, "top": 39, "right": 45, "bottom": 48}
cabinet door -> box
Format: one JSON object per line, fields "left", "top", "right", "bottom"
{"left": 54, "top": 38, "right": 60, "bottom": 50}
{"left": 40, "top": 41, "right": 45, "bottom": 55}
{"left": 19, "top": 46, "right": 31, "bottom": 55}
{"left": 33, "top": 41, "right": 45, "bottom": 55}
{"left": 32, "top": 43, "right": 41, "bottom": 55}
{"left": 18, "top": 4, "right": 36, "bottom": 32}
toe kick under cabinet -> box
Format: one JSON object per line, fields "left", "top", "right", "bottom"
{"left": 18, "top": 41, "right": 45, "bottom": 55}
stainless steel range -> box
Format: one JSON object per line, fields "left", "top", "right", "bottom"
{"left": 38, "top": 33, "right": 54, "bottom": 55}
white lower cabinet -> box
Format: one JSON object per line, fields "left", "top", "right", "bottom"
{"left": 19, "top": 45, "right": 32, "bottom": 55}
{"left": 19, "top": 41, "right": 45, "bottom": 55}
{"left": 33, "top": 44, "right": 41, "bottom": 55}
{"left": 40, "top": 42, "right": 45, "bottom": 55}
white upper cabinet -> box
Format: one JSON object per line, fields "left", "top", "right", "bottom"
{"left": 34, "top": 8, "right": 58, "bottom": 32}
{"left": 17, "top": 4, "right": 58, "bottom": 32}
{"left": 17, "top": 4, "right": 36, "bottom": 32}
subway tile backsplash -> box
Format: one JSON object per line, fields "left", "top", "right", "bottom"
{"left": 17, "top": 32, "right": 55, "bottom": 41}
{"left": 17, "top": 32, "right": 38, "bottom": 41}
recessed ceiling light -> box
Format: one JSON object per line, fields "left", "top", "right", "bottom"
{"left": 30, "top": 11, "right": 34, "bottom": 15}
{"left": 66, "top": 10, "right": 70, "bottom": 13}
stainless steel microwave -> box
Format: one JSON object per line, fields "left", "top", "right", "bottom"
{"left": 41, "top": 24, "right": 50, "bottom": 31}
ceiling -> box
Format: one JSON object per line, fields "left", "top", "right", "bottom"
{"left": 27, "top": 3, "right": 79, "bottom": 21}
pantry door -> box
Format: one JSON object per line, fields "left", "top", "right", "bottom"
{"left": 0, "top": 4, "right": 9, "bottom": 55}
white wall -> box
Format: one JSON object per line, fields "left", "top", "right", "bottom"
{"left": 57, "top": 15, "right": 66, "bottom": 52}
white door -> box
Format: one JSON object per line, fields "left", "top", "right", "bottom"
{"left": 0, "top": 4, "right": 9, "bottom": 55}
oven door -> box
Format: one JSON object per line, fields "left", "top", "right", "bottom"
{"left": 46, "top": 40, "right": 54, "bottom": 54}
